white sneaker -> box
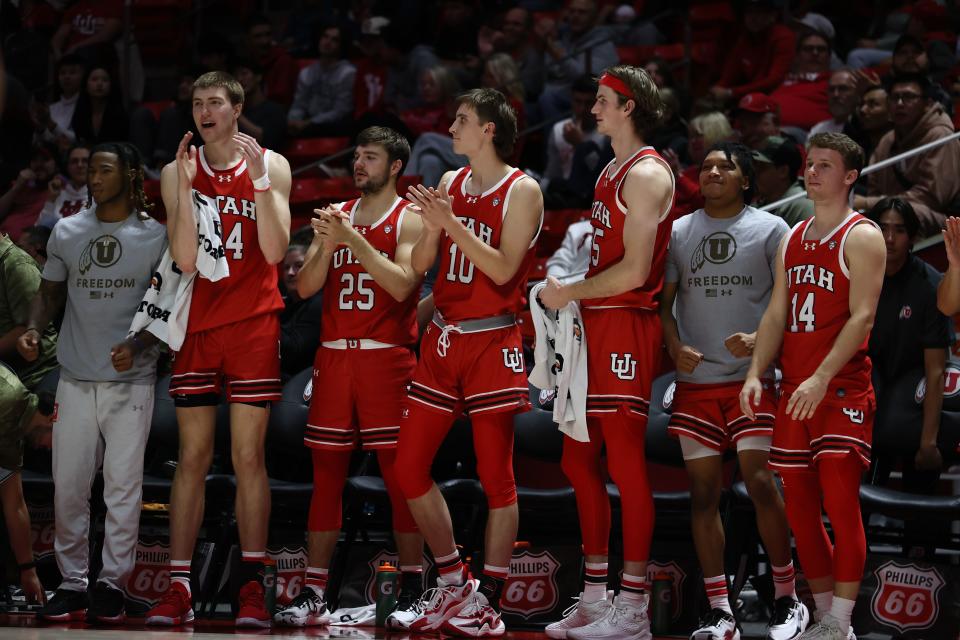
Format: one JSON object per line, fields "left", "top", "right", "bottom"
{"left": 691, "top": 608, "right": 740, "bottom": 639}
{"left": 273, "top": 586, "right": 332, "bottom": 627}
{"left": 797, "top": 613, "right": 851, "bottom": 640}
{"left": 767, "top": 597, "right": 810, "bottom": 640}
{"left": 567, "top": 594, "right": 652, "bottom": 640}
{"left": 545, "top": 592, "right": 613, "bottom": 639}
{"left": 386, "top": 589, "right": 424, "bottom": 630}
{"left": 408, "top": 578, "right": 478, "bottom": 633}
{"left": 442, "top": 591, "right": 506, "bottom": 637}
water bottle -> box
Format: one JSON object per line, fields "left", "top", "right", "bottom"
{"left": 651, "top": 572, "right": 673, "bottom": 635}
{"left": 375, "top": 562, "right": 400, "bottom": 626}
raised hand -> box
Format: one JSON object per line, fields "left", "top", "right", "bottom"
{"left": 176, "top": 131, "right": 197, "bottom": 186}
{"left": 234, "top": 132, "right": 267, "bottom": 180}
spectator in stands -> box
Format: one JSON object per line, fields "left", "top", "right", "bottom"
{"left": 543, "top": 75, "right": 607, "bottom": 209}
{"left": 400, "top": 66, "right": 461, "bottom": 139}
{"left": 0, "top": 366, "right": 55, "bottom": 606}
{"left": 546, "top": 218, "right": 592, "bottom": 282}
{"left": 70, "top": 66, "right": 129, "bottom": 147}
{"left": 16, "top": 226, "right": 50, "bottom": 267}
{"left": 663, "top": 112, "right": 734, "bottom": 216}
{"left": 0, "top": 228, "right": 58, "bottom": 389}
{"left": 866, "top": 198, "right": 951, "bottom": 556}
{"left": 196, "top": 35, "right": 232, "bottom": 73}
{"left": 234, "top": 58, "right": 287, "bottom": 152}
{"left": 246, "top": 14, "right": 300, "bottom": 107}
{"left": 808, "top": 70, "right": 860, "bottom": 137}
{"left": 853, "top": 73, "right": 960, "bottom": 238}
{"left": 432, "top": 0, "right": 481, "bottom": 82}
{"left": 751, "top": 135, "right": 815, "bottom": 227}
{"left": 37, "top": 143, "right": 89, "bottom": 228}
{"left": 854, "top": 84, "right": 891, "bottom": 162}
{"left": 279, "top": 239, "right": 322, "bottom": 380}
{"left": 150, "top": 68, "right": 202, "bottom": 172}
{"left": 0, "top": 143, "right": 57, "bottom": 242}
{"left": 49, "top": 0, "right": 121, "bottom": 65}
{"left": 482, "top": 53, "right": 526, "bottom": 131}
{"left": 288, "top": 22, "right": 357, "bottom": 137}
{"left": 490, "top": 7, "right": 545, "bottom": 101}
{"left": 710, "top": 0, "right": 795, "bottom": 102}
{"left": 733, "top": 93, "right": 781, "bottom": 150}
{"left": 536, "top": 0, "right": 619, "bottom": 122}
{"left": 609, "top": 3, "right": 662, "bottom": 46}
{"left": 32, "top": 54, "right": 85, "bottom": 148}
{"left": 352, "top": 16, "right": 392, "bottom": 119}
{"left": 769, "top": 31, "right": 832, "bottom": 131}
{"left": 887, "top": 34, "right": 954, "bottom": 116}
{"left": 846, "top": 12, "right": 910, "bottom": 69}
{"left": 381, "top": 23, "right": 440, "bottom": 112}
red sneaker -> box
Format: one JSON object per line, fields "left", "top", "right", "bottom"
{"left": 145, "top": 583, "right": 194, "bottom": 626}
{"left": 236, "top": 580, "right": 271, "bottom": 628}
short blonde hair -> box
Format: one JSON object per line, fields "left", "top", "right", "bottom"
{"left": 690, "top": 112, "right": 733, "bottom": 148}
{"left": 192, "top": 71, "right": 244, "bottom": 105}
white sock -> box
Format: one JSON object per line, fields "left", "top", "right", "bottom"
{"left": 812, "top": 591, "right": 833, "bottom": 622}
{"left": 829, "top": 596, "right": 855, "bottom": 630}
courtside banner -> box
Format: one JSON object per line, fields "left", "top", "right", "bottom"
{"left": 854, "top": 557, "right": 960, "bottom": 638}
{"left": 266, "top": 544, "right": 309, "bottom": 607}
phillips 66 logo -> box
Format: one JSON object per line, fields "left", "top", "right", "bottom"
{"left": 870, "top": 560, "right": 944, "bottom": 632}
{"left": 125, "top": 541, "right": 172, "bottom": 609}
{"left": 267, "top": 546, "right": 308, "bottom": 606}
{"left": 499, "top": 550, "right": 560, "bottom": 619}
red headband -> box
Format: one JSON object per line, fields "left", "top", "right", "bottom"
{"left": 599, "top": 73, "right": 634, "bottom": 100}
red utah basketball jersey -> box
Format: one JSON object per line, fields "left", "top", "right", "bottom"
{"left": 583, "top": 146, "right": 676, "bottom": 310}
{"left": 188, "top": 146, "right": 284, "bottom": 334}
{"left": 321, "top": 196, "right": 418, "bottom": 346}
{"left": 432, "top": 166, "right": 540, "bottom": 322}
{"left": 780, "top": 213, "right": 874, "bottom": 396}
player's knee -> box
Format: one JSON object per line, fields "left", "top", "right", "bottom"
{"left": 477, "top": 457, "right": 517, "bottom": 509}
{"left": 743, "top": 467, "right": 781, "bottom": 508}
{"left": 231, "top": 440, "right": 266, "bottom": 472}
{"left": 177, "top": 442, "right": 214, "bottom": 477}
{"left": 560, "top": 445, "right": 594, "bottom": 487}
{"left": 688, "top": 476, "right": 722, "bottom": 515}
{"left": 396, "top": 465, "right": 431, "bottom": 501}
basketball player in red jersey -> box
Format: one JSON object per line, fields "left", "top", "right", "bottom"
{"left": 272, "top": 126, "right": 426, "bottom": 628}
{"left": 146, "top": 71, "right": 292, "bottom": 628}
{"left": 395, "top": 87, "right": 543, "bottom": 637}
{"left": 740, "top": 133, "right": 885, "bottom": 640}
{"left": 538, "top": 64, "right": 674, "bottom": 640}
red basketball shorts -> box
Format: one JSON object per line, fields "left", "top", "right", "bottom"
{"left": 170, "top": 312, "right": 281, "bottom": 403}
{"left": 769, "top": 386, "right": 875, "bottom": 471}
{"left": 668, "top": 381, "right": 777, "bottom": 452}
{"left": 407, "top": 322, "right": 530, "bottom": 416}
{"left": 305, "top": 344, "right": 416, "bottom": 450}
{"left": 581, "top": 307, "right": 661, "bottom": 418}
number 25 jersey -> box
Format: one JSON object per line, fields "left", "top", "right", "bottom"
{"left": 780, "top": 213, "right": 875, "bottom": 397}
{"left": 321, "top": 196, "right": 419, "bottom": 346}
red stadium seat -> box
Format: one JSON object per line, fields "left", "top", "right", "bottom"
{"left": 295, "top": 58, "right": 318, "bottom": 72}
{"left": 285, "top": 137, "right": 351, "bottom": 167}
{"left": 290, "top": 177, "right": 355, "bottom": 213}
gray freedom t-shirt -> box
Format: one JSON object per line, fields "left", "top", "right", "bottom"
{"left": 43, "top": 207, "right": 167, "bottom": 382}
{"left": 665, "top": 206, "right": 788, "bottom": 384}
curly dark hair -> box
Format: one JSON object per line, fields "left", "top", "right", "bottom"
{"left": 87, "top": 141, "right": 153, "bottom": 214}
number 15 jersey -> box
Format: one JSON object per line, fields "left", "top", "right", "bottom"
{"left": 780, "top": 212, "right": 875, "bottom": 398}
{"left": 321, "top": 196, "right": 419, "bottom": 346}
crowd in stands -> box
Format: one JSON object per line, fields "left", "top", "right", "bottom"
{"left": 0, "top": 1, "right": 959, "bottom": 635}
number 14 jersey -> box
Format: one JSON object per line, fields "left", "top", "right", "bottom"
{"left": 780, "top": 212, "right": 875, "bottom": 397}
{"left": 321, "top": 196, "right": 418, "bottom": 346}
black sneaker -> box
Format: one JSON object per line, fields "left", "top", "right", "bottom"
{"left": 385, "top": 588, "right": 425, "bottom": 630}
{"left": 37, "top": 588, "right": 88, "bottom": 621}
{"left": 691, "top": 607, "right": 741, "bottom": 639}
{"left": 87, "top": 582, "right": 126, "bottom": 624}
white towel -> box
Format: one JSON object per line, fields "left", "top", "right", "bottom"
{"left": 128, "top": 190, "right": 230, "bottom": 349}
{"left": 529, "top": 281, "right": 589, "bottom": 442}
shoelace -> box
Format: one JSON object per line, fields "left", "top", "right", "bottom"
{"left": 559, "top": 597, "right": 582, "bottom": 619}
{"left": 289, "top": 588, "right": 323, "bottom": 610}
{"left": 417, "top": 586, "right": 447, "bottom": 613}
{"left": 436, "top": 323, "right": 463, "bottom": 357}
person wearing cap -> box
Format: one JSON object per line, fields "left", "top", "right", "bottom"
{"left": 734, "top": 93, "right": 781, "bottom": 150}
{"left": 809, "top": 70, "right": 860, "bottom": 138}
{"left": 0, "top": 143, "right": 58, "bottom": 242}
{"left": 0, "top": 364, "right": 56, "bottom": 607}
{"left": 710, "top": 0, "right": 795, "bottom": 102}
{"left": 852, "top": 73, "right": 960, "bottom": 238}
{"left": 753, "top": 136, "right": 815, "bottom": 227}
{"left": 769, "top": 31, "right": 832, "bottom": 131}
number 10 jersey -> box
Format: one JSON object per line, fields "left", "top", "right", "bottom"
{"left": 321, "top": 196, "right": 418, "bottom": 346}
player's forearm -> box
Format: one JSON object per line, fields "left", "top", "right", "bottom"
{"left": 810, "top": 311, "right": 874, "bottom": 384}
{"left": 561, "top": 256, "right": 649, "bottom": 302}
{"left": 921, "top": 349, "right": 946, "bottom": 447}
{"left": 937, "top": 266, "right": 960, "bottom": 315}
{"left": 1, "top": 478, "right": 34, "bottom": 565}
{"left": 746, "top": 311, "right": 784, "bottom": 379}
{"left": 412, "top": 230, "right": 441, "bottom": 275}
{"left": 170, "top": 187, "right": 199, "bottom": 272}
{"left": 659, "top": 308, "right": 683, "bottom": 363}
{"left": 27, "top": 282, "right": 65, "bottom": 333}
{"left": 443, "top": 219, "right": 520, "bottom": 286}
{"left": 297, "top": 241, "right": 332, "bottom": 298}
{"left": 349, "top": 236, "right": 420, "bottom": 302}
{"left": 254, "top": 191, "right": 290, "bottom": 265}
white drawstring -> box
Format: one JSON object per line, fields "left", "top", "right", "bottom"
{"left": 436, "top": 323, "right": 463, "bottom": 358}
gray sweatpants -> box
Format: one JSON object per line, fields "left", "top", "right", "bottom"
{"left": 52, "top": 375, "right": 154, "bottom": 591}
